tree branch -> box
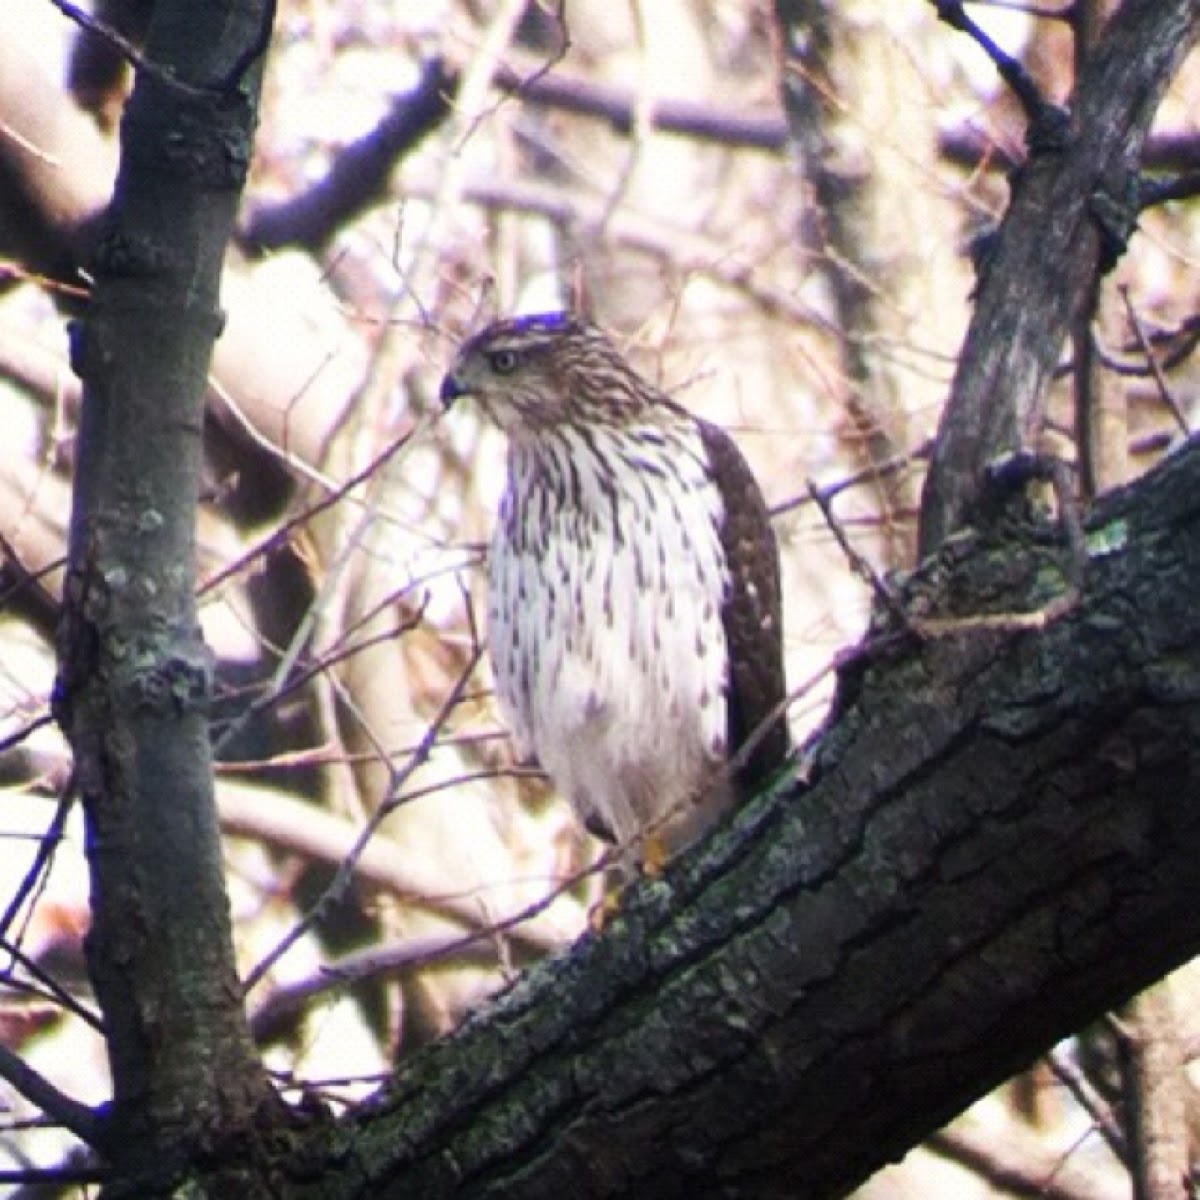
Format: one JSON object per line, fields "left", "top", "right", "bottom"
{"left": 275, "top": 431, "right": 1200, "bottom": 1197}
{"left": 242, "top": 56, "right": 457, "bottom": 253}
{"left": 52, "top": 1, "right": 286, "bottom": 1189}
{"left": 1120, "top": 983, "right": 1191, "bottom": 1200}
{"left": 930, "top": 1120, "right": 1127, "bottom": 1200}
{"left": 918, "top": 0, "right": 1200, "bottom": 554}
{"left": 0, "top": 1043, "right": 104, "bottom": 1150}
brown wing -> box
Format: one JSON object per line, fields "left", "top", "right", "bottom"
{"left": 695, "top": 418, "right": 790, "bottom": 795}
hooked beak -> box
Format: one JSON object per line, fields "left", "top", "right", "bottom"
{"left": 439, "top": 372, "right": 466, "bottom": 408}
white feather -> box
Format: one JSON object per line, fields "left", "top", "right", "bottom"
{"left": 488, "top": 422, "right": 732, "bottom": 854}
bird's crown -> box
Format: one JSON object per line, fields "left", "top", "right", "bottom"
{"left": 454, "top": 312, "right": 591, "bottom": 365}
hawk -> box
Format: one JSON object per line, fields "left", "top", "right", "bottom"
{"left": 441, "top": 313, "right": 788, "bottom": 864}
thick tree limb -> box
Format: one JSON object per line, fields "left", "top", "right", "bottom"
{"left": 269, "top": 433, "right": 1200, "bottom": 1197}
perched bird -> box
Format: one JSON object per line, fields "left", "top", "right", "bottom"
{"left": 441, "top": 312, "right": 789, "bottom": 865}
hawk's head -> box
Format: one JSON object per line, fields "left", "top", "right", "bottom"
{"left": 440, "top": 313, "right": 662, "bottom": 434}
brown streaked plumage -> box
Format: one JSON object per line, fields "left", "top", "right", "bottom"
{"left": 441, "top": 312, "right": 788, "bottom": 862}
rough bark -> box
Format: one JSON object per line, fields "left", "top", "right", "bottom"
{"left": 53, "top": 3, "right": 284, "bottom": 1194}
{"left": 918, "top": 0, "right": 1200, "bottom": 554}
{"left": 270, "top": 433, "right": 1200, "bottom": 1197}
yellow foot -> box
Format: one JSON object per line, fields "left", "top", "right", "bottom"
{"left": 587, "top": 887, "right": 622, "bottom": 933}
{"left": 641, "top": 832, "right": 668, "bottom": 877}
{"left": 586, "top": 833, "right": 668, "bottom": 932}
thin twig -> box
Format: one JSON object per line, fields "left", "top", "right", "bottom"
{"left": 212, "top": 602, "right": 427, "bottom": 755}
{"left": 198, "top": 428, "right": 415, "bottom": 598}
{"left": 1119, "top": 284, "right": 1190, "bottom": 436}
{"left": 0, "top": 713, "right": 56, "bottom": 758}
{"left": 0, "top": 935, "right": 104, "bottom": 1032}
{"left": 489, "top": 59, "right": 785, "bottom": 150}
{"left": 0, "top": 1043, "right": 104, "bottom": 1149}
{"left": 0, "top": 783, "right": 74, "bottom": 946}
{"left": 241, "top": 642, "right": 486, "bottom": 994}
{"left": 1047, "top": 1046, "right": 1130, "bottom": 1164}
{"left": 807, "top": 478, "right": 909, "bottom": 629}
{"left": 970, "top": 0, "right": 1075, "bottom": 16}
{"left": 771, "top": 441, "right": 932, "bottom": 520}
{"left": 249, "top": 931, "right": 511, "bottom": 1041}
{"left": 45, "top": 0, "right": 207, "bottom": 97}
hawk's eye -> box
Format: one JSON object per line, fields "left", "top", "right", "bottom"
{"left": 488, "top": 349, "right": 519, "bottom": 375}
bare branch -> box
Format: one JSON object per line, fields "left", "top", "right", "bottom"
{"left": 0, "top": 1042, "right": 103, "bottom": 1149}
{"left": 242, "top": 58, "right": 458, "bottom": 253}
{"left": 919, "top": 0, "right": 1200, "bottom": 553}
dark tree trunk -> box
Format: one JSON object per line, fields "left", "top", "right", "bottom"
{"left": 53, "top": 3, "right": 285, "bottom": 1194}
